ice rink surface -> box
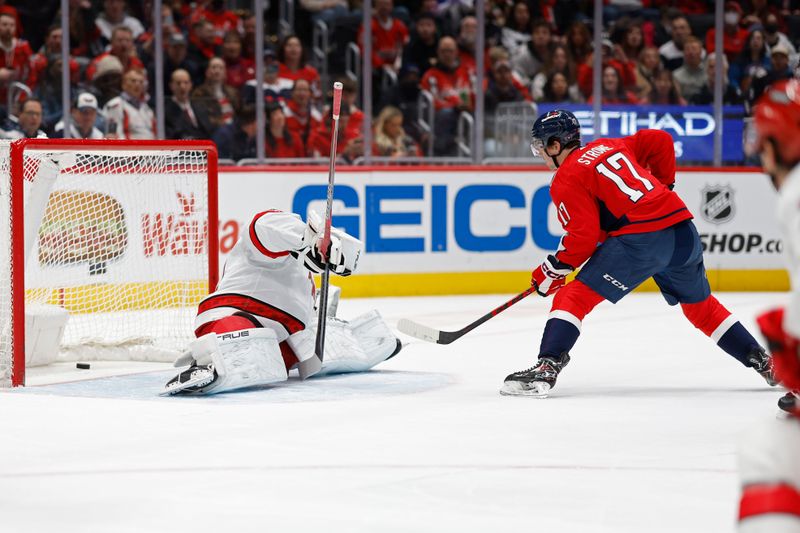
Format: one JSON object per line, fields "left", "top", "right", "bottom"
{"left": 0, "top": 292, "right": 790, "bottom": 533}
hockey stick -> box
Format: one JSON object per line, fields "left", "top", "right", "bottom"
{"left": 309, "top": 81, "right": 343, "bottom": 369}
{"left": 397, "top": 286, "right": 537, "bottom": 345}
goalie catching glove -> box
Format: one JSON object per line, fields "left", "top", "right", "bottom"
{"left": 531, "top": 255, "right": 573, "bottom": 297}
{"left": 300, "top": 211, "right": 362, "bottom": 276}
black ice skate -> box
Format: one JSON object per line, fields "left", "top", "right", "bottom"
{"left": 748, "top": 347, "right": 777, "bottom": 386}
{"left": 162, "top": 364, "right": 217, "bottom": 396}
{"left": 500, "top": 353, "right": 570, "bottom": 398}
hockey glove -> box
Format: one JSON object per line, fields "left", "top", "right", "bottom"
{"left": 756, "top": 308, "right": 800, "bottom": 390}
{"left": 531, "top": 255, "right": 573, "bottom": 297}
{"left": 301, "top": 211, "right": 363, "bottom": 276}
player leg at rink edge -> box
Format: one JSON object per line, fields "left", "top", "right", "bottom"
{"left": 163, "top": 210, "right": 402, "bottom": 395}
{"left": 736, "top": 79, "right": 800, "bottom": 533}
{"left": 501, "top": 109, "right": 775, "bottom": 397}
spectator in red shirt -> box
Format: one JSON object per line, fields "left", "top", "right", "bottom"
{"left": 456, "top": 15, "right": 478, "bottom": 76}
{"left": 265, "top": 101, "right": 306, "bottom": 158}
{"left": 577, "top": 38, "right": 637, "bottom": 99}
{"left": 187, "top": 0, "right": 241, "bottom": 45}
{"left": 278, "top": 35, "right": 321, "bottom": 101}
{"left": 307, "top": 103, "right": 363, "bottom": 161}
{"left": 705, "top": 2, "right": 749, "bottom": 64}
{"left": 0, "top": 12, "right": 34, "bottom": 108}
{"left": 588, "top": 65, "right": 638, "bottom": 105}
{"left": 420, "top": 36, "right": 472, "bottom": 156}
{"left": 30, "top": 25, "right": 79, "bottom": 92}
{"left": 221, "top": 31, "right": 253, "bottom": 89}
{"left": 283, "top": 78, "right": 321, "bottom": 145}
{"left": 86, "top": 26, "right": 145, "bottom": 82}
{"left": 420, "top": 36, "right": 473, "bottom": 112}
{"left": 358, "top": 0, "right": 409, "bottom": 73}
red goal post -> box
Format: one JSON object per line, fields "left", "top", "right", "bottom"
{"left": 1, "top": 139, "right": 219, "bottom": 387}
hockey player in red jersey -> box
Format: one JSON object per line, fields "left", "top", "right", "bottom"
{"left": 501, "top": 109, "right": 774, "bottom": 397}
{"left": 736, "top": 79, "right": 800, "bottom": 533}
{"left": 163, "top": 209, "right": 402, "bottom": 395}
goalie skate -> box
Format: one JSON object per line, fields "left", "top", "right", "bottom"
{"left": 161, "top": 364, "right": 217, "bottom": 396}
{"left": 500, "top": 353, "right": 570, "bottom": 398}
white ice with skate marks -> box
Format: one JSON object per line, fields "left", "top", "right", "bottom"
{"left": 0, "top": 293, "right": 790, "bottom": 533}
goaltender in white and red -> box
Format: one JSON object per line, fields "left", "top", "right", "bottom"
{"left": 738, "top": 79, "right": 800, "bottom": 533}
{"left": 163, "top": 209, "right": 402, "bottom": 395}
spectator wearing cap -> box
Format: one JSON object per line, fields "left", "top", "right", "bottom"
{"left": 212, "top": 105, "right": 257, "bottom": 161}
{"left": 763, "top": 13, "right": 797, "bottom": 68}
{"left": 102, "top": 68, "right": 155, "bottom": 139}
{"left": 730, "top": 28, "right": 770, "bottom": 95}
{"left": 165, "top": 69, "right": 215, "bottom": 140}
{"left": 358, "top": 0, "right": 409, "bottom": 74}
{"left": 484, "top": 59, "right": 529, "bottom": 113}
{"left": 277, "top": 35, "right": 321, "bottom": 101}
{"left": 283, "top": 79, "right": 321, "bottom": 146}
{"left": 86, "top": 26, "right": 146, "bottom": 82}
{"left": 220, "top": 31, "right": 253, "bottom": 89}
{"left": 658, "top": 14, "right": 699, "bottom": 71}
{"left": 0, "top": 12, "right": 34, "bottom": 106}
{"left": 705, "top": 2, "right": 749, "bottom": 64}
{"left": 265, "top": 101, "right": 306, "bottom": 158}
{"left": 403, "top": 13, "right": 438, "bottom": 75}
{"left": 187, "top": 19, "right": 219, "bottom": 75}
{"left": 192, "top": 57, "right": 239, "bottom": 128}
{"left": 241, "top": 49, "right": 293, "bottom": 106}
{"left": 95, "top": 0, "right": 145, "bottom": 48}
{"left": 30, "top": 25, "right": 79, "bottom": 94}
{"left": 511, "top": 18, "right": 553, "bottom": 85}
{"left": 749, "top": 44, "right": 794, "bottom": 106}
{"left": 673, "top": 36, "right": 706, "bottom": 102}
{"left": 89, "top": 54, "right": 124, "bottom": 107}
{"left": 52, "top": 93, "right": 104, "bottom": 139}
{"left": 148, "top": 32, "right": 202, "bottom": 98}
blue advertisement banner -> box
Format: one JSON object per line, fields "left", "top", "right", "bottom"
{"left": 536, "top": 104, "right": 746, "bottom": 163}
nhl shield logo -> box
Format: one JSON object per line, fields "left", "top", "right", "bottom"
{"left": 700, "top": 185, "right": 735, "bottom": 224}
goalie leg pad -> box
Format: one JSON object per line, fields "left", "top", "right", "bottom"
{"left": 287, "top": 311, "right": 400, "bottom": 376}
{"left": 167, "top": 328, "right": 288, "bottom": 395}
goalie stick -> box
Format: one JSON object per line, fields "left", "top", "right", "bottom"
{"left": 303, "top": 81, "right": 344, "bottom": 378}
{"left": 397, "top": 286, "right": 537, "bottom": 345}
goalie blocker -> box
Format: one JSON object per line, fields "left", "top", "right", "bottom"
{"left": 164, "top": 209, "right": 401, "bottom": 395}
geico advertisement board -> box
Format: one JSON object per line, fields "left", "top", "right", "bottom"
{"left": 218, "top": 168, "right": 784, "bottom": 273}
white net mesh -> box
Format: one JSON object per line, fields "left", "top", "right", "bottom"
{"left": 0, "top": 141, "right": 214, "bottom": 386}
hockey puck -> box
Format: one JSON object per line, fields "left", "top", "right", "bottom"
{"left": 76, "top": 363, "right": 91, "bottom": 370}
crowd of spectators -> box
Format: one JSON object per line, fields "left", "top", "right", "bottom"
{"left": 0, "top": 0, "right": 798, "bottom": 161}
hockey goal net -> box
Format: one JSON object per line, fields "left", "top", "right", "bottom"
{"left": 0, "top": 139, "right": 218, "bottom": 387}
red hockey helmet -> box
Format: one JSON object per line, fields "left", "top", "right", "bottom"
{"left": 750, "top": 79, "right": 800, "bottom": 166}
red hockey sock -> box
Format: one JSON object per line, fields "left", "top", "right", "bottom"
{"left": 550, "top": 280, "right": 605, "bottom": 323}
{"left": 680, "top": 295, "right": 733, "bottom": 340}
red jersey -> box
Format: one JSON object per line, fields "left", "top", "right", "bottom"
{"left": 225, "top": 56, "right": 254, "bottom": 89}
{"left": 0, "top": 38, "right": 34, "bottom": 90}
{"left": 265, "top": 131, "right": 306, "bottom": 158}
{"left": 358, "top": 16, "right": 409, "bottom": 69}
{"left": 550, "top": 129, "right": 691, "bottom": 269}
{"left": 278, "top": 63, "right": 321, "bottom": 98}
{"left": 188, "top": 7, "right": 241, "bottom": 45}
{"left": 284, "top": 98, "right": 321, "bottom": 142}
{"left": 705, "top": 27, "right": 749, "bottom": 62}
{"left": 420, "top": 64, "right": 473, "bottom": 111}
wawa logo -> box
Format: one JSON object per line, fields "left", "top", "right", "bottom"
{"left": 141, "top": 192, "right": 208, "bottom": 256}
